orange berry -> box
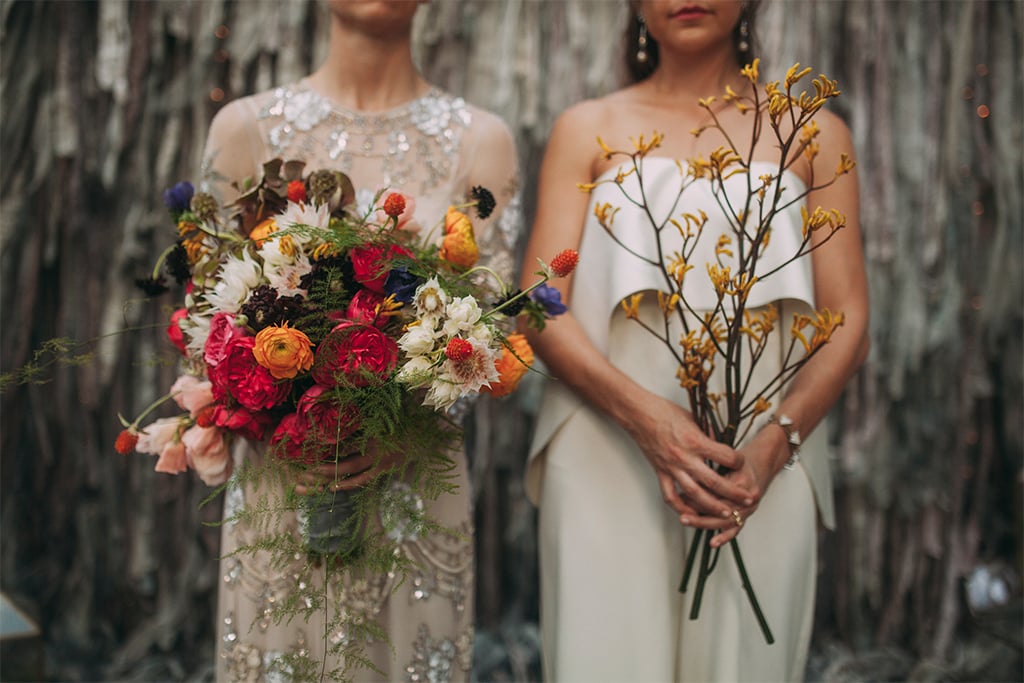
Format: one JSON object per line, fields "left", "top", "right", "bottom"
{"left": 550, "top": 249, "right": 579, "bottom": 278}
{"left": 445, "top": 338, "right": 473, "bottom": 362}
{"left": 115, "top": 429, "right": 139, "bottom": 455}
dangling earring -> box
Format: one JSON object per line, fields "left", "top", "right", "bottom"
{"left": 737, "top": 14, "right": 750, "bottom": 54}
{"left": 637, "top": 16, "right": 649, "bottom": 64}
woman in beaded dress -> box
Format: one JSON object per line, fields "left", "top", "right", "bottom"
{"left": 199, "top": 3, "right": 519, "bottom": 681}
{"left": 521, "top": 1, "right": 869, "bottom": 681}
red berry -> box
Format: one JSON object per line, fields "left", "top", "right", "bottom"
{"left": 115, "top": 429, "right": 139, "bottom": 455}
{"left": 287, "top": 180, "right": 307, "bottom": 204}
{"left": 383, "top": 192, "right": 406, "bottom": 218}
{"left": 550, "top": 249, "right": 579, "bottom": 278}
{"left": 445, "top": 337, "right": 473, "bottom": 362}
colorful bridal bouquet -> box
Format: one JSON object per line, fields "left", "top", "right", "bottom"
{"left": 583, "top": 61, "right": 853, "bottom": 643}
{"left": 115, "top": 158, "right": 575, "bottom": 555}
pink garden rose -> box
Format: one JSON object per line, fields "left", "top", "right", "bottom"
{"left": 209, "top": 335, "right": 290, "bottom": 410}
{"left": 312, "top": 321, "right": 398, "bottom": 388}
{"left": 181, "top": 425, "right": 231, "bottom": 485}
{"left": 204, "top": 312, "right": 245, "bottom": 368}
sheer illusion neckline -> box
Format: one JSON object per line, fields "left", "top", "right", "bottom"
{"left": 298, "top": 78, "right": 444, "bottom": 120}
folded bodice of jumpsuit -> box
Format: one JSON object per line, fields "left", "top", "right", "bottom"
{"left": 527, "top": 158, "right": 835, "bottom": 529}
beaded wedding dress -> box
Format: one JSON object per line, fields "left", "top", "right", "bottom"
{"left": 199, "top": 80, "right": 519, "bottom": 683}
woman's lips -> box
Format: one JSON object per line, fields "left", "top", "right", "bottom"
{"left": 671, "top": 6, "right": 711, "bottom": 20}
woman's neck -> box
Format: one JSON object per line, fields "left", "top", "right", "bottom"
{"left": 645, "top": 44, "right": 746, "bottom": 104}
{"left": 307, "top": 20, "right": 429, "bottom": 112}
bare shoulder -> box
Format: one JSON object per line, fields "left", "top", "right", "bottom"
{"left": 464, "top": 104, "right": 515, "bottom": 150}
{"left": 813, "top": 107, "right": 855, "bottom": 154}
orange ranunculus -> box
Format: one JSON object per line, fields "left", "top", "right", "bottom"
{"left": 252, "top": 323, "right": 314, "bottom": 379}
{"left": 249, "top": 217, "right": 279, "bottom": 245}
{"left": 440, "top": 207, "right": 478, "bottom": 268}
{"left": 483, "top": 334, "right": 534, "bottom": 397}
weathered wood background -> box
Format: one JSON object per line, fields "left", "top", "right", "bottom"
{"left": 1, "top": 1, "right": 1020, "bottom": 680}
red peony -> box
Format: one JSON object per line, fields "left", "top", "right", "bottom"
{"left": 210, "top": 335, "right": 291, "bottom": 410}
{"left": 312, "top": 321, "right": 398, "bottom": 388}
{"left": 167, "top": 308, "right": 189, "bottom": 355}
{"left": 270, "top": 413, "right": 311, "bottom": 462}
{"left": 297, "top": 384, "right": 360, "bottom": 445}
{"left": 349, "top": 244, "right": 414, "bottom": 294}
{"left": 345, "top": 288, "right": 387, "bottom": 328}
{"left": 212, "top": 404, "right": 274, "bottom": 441}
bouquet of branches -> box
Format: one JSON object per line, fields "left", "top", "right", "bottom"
{"left": 581, "top": 60, "right": 854, "bottom": 643}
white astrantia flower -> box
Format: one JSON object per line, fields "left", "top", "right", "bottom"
{"left": 262, "top": 244, "right": 312, "bottom": 298}
{"left": 423, "top": 377, "right": 463, "bottom": 411}
{"left": 275, "top": 201, "right": 331, "bottom": 245}
{"left": 205, "top": 250, "right": 263, "bottom": 313}
{"left": 258, "top": 237, "right": 296, "bottom": 270}
{"left": 396, "top": 356, "right": 436, "bottom": 386}
{"left": 182, "top": 311, "right": 212, "bottom": 359}
{"left": 442, "top": 338, "right": 499, "bottom": 394}
{"left": 398, "top": 324, "right": 439, "bottom": 357}
{"left": 266, "top": 261, "right": 312, "bottom": 298}
{"left": 442, "top": 296, "right": 483, "bottom": 338}
{"left": 413, "top": 278, "right": 449, "bottom": 318}
{"left": 465, "top": 322, "right": 494, "bottom": 346}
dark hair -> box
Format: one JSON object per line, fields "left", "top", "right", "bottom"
{"left": 623, "top": 1, "right": 762, "bottom": 84}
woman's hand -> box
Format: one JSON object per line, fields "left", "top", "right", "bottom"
{"left": 677, "top": 423, "right": 791, "bottom": 547}
{"left": 292, "top": 445, "right": 404, "bottom": 495}
{"left": 627, "top": 395, "right": 754, "bottom": 519}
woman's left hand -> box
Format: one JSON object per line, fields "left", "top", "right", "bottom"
{"left": 677, "top": 424, "right": 791, "bottom": 547}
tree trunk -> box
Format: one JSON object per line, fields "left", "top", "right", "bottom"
{"left": 1, "top": 1, "right": 1020, "bottom": 680}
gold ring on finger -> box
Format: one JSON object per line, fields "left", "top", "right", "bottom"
{"left": 731, "top": 509, "right": 744, "bottom": 527}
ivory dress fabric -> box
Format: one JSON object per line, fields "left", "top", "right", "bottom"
{"left": 527, "top": 158, "right": 832, "bottom": 682}
{"left": 199, "top": 81, "right": 519, "bottom": 683}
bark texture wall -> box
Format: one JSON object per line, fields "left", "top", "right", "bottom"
{"left": 1, "top": 1, "right": 1020, "bottom": 680}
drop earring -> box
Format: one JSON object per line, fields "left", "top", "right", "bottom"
{"left": 637, "top": 16, "right": 649, "bottom": 63}
{"left": 737, "top": 15, "right": 750, "bottom": 54}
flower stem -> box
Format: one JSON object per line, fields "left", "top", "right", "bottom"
{"left": 484, "top": 275, "right": 551, "bottom": 319}
{"left": 730, "top": 539, "right": 775, "bottom": 644}
{"left": 679, "top": 528, "right": 704, "bottom": 593}
{"left": 688, "top": 528, "right": 715, "bottom": 620}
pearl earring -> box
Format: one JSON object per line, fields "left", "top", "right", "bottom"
{"left": 738, "top": 15, "right": 750, "bottom": 53}
{"left": 637, "top": 16, "right": 649, "bottom": 63}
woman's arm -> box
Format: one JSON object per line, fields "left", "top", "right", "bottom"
{"left": 684, "top": 110, "right": 870, "bottom": 545}
{"left": 521, "top": 102, "right": 752, "bottom": 518}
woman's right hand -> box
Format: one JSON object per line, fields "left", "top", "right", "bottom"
{"left": 292, "top": 445, "right": 403, "bottom": 495}
{"left": 625, "top": 394, "right": 752, "bottom": 519}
